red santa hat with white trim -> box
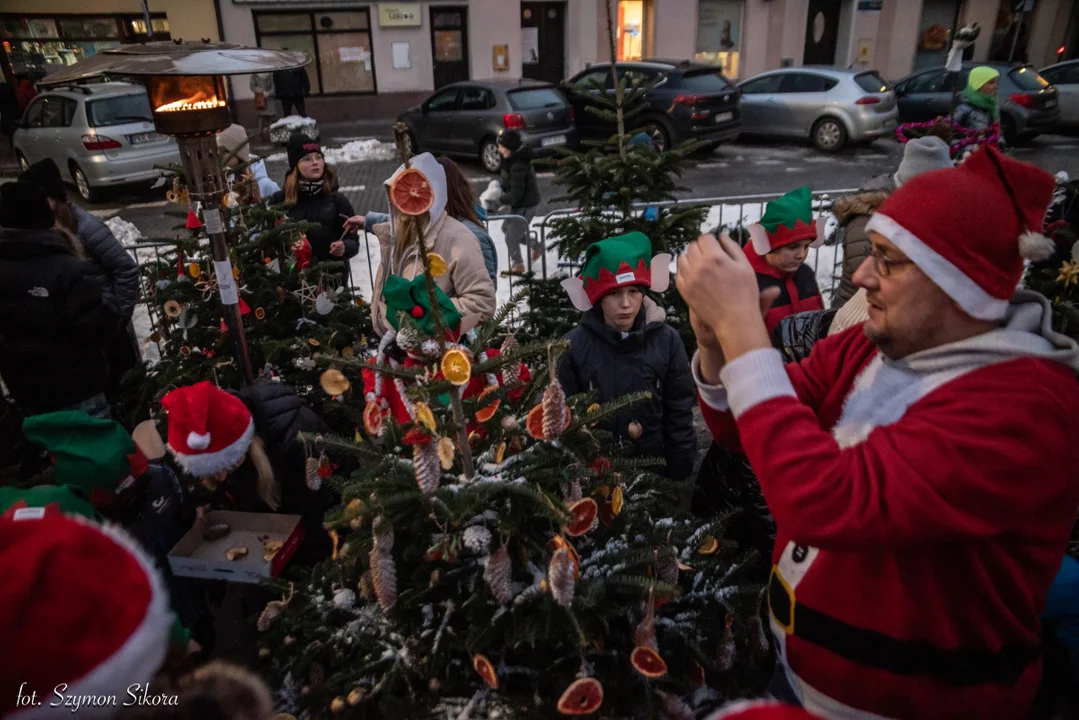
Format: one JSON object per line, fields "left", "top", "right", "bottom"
{"left": 704, "top": 700, "right": 825, "bottom": 720}
{"left": 865, "top": 145, "right": 1056, "bottom": 321}
{"left": 162, "top": 381, "right": 255, "bottom": 478}
{"left": 0, "top": 513, "right": 172, "bottom": 718}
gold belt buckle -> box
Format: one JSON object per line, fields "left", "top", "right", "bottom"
{"left": 769, "top": 565, "right": 796, "bottom": 635}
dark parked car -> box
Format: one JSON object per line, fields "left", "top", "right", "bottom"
{"left": 1040, "top": 60, "right": 1079, "bottom": 131}
{"left": 564, "top": 59, "right": 742, "bottom": 152}
{"left": 398, "top": 79, "right": 578, "bottom": 173}
{"left": 894, "top": 63, "right": 1059, "bottom": 143}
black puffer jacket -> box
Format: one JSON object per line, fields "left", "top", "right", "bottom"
{"left": 272, "top": 67, "right": 310, "bottom": 98}
{"left": 557, "top": 299, "right": 696, "bottom": 479}
{"left": 74, "top": 204, "right": 140, "bottom": 318}
{"left": 499, "top": 145, "right": 541, "bottom": 209}
{"left": 270, "top": 185, "right": 360, "bottom": 262}
{"left": 0, "top": 228, "right": 123, "bottom": 413}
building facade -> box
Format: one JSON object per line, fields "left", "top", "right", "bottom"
{"left": 4, "top": 0, "right": 1077, "bottom": 120}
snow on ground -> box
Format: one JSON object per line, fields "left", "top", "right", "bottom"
{"left": 264, "top": 138, "right": 397, "bottom": 164}
{"left": 269, "top": 115, "right": 317, "bottom": 132}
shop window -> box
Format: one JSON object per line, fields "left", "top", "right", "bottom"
{"left": 59, "top": 18, "right": 120, "bottom": 38}
{"left": 989, "top": 0, "right": 1032, "bottom": 63}
{"left": 255, "top": 9, "right": 375, "bottom": 96}
{"left": 695, "top": 0, "right": 742, "bottom": 78}
{"left": 129, "top": 18, "right": 169, "bottom": 36}
{"left": 617, "top": 1, "right": 644, "bottom": 61}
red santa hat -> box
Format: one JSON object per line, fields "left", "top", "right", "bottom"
{"left": 865, "top": 145, "right": 1056, "bottom": 321}
{"left": 162, "top": 381, "right": 255, "bottom": 478}
{"left": 704, "top": 700, "right": 825, "bottom": 720}
{"left": 0, "top": 514, "right": 172, "bottom": 718}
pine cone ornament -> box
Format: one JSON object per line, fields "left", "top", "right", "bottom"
{"left": 463, "top": 526, "right": 492, "bottom": 555}
{"left": 396, "top": 325, "right": 422, "bottom": 353}
{"left": 656, "top": 550, "right": 679, "bottom": 587}
{"left": 564, "top": 480, "right": 582, "bottom": 504}
{"left": 359, "top": 570, "right": 375, "bottom": 599}
{"left": 413, "top": 440, "right": 440, "bottom": 493}
{"left": 500, "top": 335, "right": 520, "bottom": 385}
{"left": 484, "top": 544, "right": 513, "bottom": 604}
{"left": 305, "top": 456, "right": 321, "bottom": 491}
{"left": 370, "top": 548, "right": 397, "bottom": 611}
{"left": 548, "top": 547, "right": 576, "bottom": 607}
{"left": 257, "top": 599, "right": 286, "bottom": 632}
{"left": 655, "top": 690, "right": 695, "bottom": 720}
{"left": 373, "top": 515, "right": 394, "bottom": 552}
{"left": 542, "top": 380, "right": 568, "bottom": 441}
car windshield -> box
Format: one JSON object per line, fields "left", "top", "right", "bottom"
{"left": 1009, "top": 67, "right": 1050, "bottom": 91}
{"left": 88, "top": 94, "right": 153, "bottom": 127}
{"left": 855, "top": 72, "right": 890, "bottom": 93}
{"left": 680, "top": 70, "right": 733, "bottom": 92}
{"left": 507, "top": 88, "right": 565, "bottom": 110}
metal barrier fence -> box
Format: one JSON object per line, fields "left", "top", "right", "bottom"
{"left": 124, "top": 188, "right": 858, "bottom": 359}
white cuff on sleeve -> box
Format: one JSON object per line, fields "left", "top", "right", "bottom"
{"left": 691, "top": 351, "right": 730, "bottom": 412}
{"left": 719, "top": 348, "right": 796, "bottom": 418}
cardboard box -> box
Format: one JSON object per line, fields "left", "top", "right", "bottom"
{"left": 168, "top": 510, "right": 305, "bottom": 584}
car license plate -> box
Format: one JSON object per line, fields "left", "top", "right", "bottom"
{"left": 541, "top": 134, "right": 566, "bottom": 147}
{"left": 129, "top": 131, "right": 162, "bottom": 145}
{"left": 714, "top": 112, "right": 734, "bottom": 124}
{"left": 1046, "top": 99, "right": 1058, "bottom": 108}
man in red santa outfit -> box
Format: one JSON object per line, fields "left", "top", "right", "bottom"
{"left": 676, "top": 145, "right": 1079, "bottom": 718}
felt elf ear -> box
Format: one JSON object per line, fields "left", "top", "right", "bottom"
{"left": 812, "top": 216, "right": 828, "bottom": 248}
{"left": 561, "top": 277, "right": 594, "bottom": 311}
{"left": 650, "top": 253, "right": 672, "bottom": 292}
{"left": 748, "top": 224, "right": 770, "bottom": 255}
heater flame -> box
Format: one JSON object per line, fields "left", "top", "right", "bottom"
{"left": 156, "top": 96, "right": 228, "bottom": 113}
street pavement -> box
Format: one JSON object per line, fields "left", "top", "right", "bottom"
{"left": 4, "top": 130, "right": 1079, "bottom": 239}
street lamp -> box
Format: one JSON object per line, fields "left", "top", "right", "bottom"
{"left": 42, "top": 41, "right": 309, "bottom": 386}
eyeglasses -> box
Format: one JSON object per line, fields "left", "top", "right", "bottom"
{"left": 868, "top": 248, "right": 914, "bottom": 278}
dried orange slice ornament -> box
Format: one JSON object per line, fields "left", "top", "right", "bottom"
{"left": 630, "top": 646, "right": 668, "bottom": 678}
{"left": 414, "top": 401, "right": 437, "bottom": 431}
{"left": 475, "top": 386, "right": 501, "bottom": 422}
{"left": 556, "top": 677, "right": 603, "bottom": 716}
{"left": 320, "top": 369, "right": 350, "bottom": 396}
{"left": 427, "top": 252, "right": 449, "bottom": 277}
{"left": 565, "top": 498, "right": 598, "bottom": 537}
{"left": 525, "top": 403, "right": 570, "bottom": 440}
{"left": 389, "top": 167, "right": 434, "bottom": 216}
{"left": 697, "top": 536, "right": 719, "bottom": 555}
{"left": 440, "top": 349, "right": 472, "bottom": 386}
{"left": 610, "top": 486, "right": 624, "bottom": 516}
{"left": 363, "top": 400, "right": 383, "bottom": 436}
{"left": 472, "top": 653, "right": 499, "bottom": 689}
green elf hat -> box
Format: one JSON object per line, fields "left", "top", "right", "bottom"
{"left": 561, "top": 231, "right": 671, "bottom": 312}
{"left": 383, "top": 274, "right": 463, "bottom": 338}
{"left": 747, "top": 186, "right": 827, "bottom": 255}
{"left": 21, "top": 411, "right": 150, "bottom": 508}
{"left": 0, "top": 485, "right": 99, "bottom": 521}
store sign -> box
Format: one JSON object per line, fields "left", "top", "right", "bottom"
{"left": 379, "top": 4, "right": 421, "bottom": 27}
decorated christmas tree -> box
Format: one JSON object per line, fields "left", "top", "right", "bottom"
{"left": 134, "top": 145, "right": 374, "bottom": 433}
{"left": 255, "top": 133, "right": 769, "bottom": 718}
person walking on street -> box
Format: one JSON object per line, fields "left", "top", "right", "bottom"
{"left": 272, "top": 66, "right": 310, "bottom": 118}
{"left": 496, "top": 130, "right": 540, "bottom": 273}
{"left": 831, "top": 136, "right": 953, "bottom": 310}
{"left": 14, "top": 74, "right": 36, "bottom": 112}
{"left": 677, "top": 145, "right": 1079, "bottom": 718}
{"left": 0, "top": 181, "right": 124, "bottom": 418}
{"left": 369, "top": 152, "right": 495, "bottom": 336}
{"left": 249, "top": 73, "right": 275, "bottom": 142}
{"left": 558, "top": 232, "right": 696, "bottom": 479}
{"left": 270, "top": 134, "right": 360, "bottom": 266}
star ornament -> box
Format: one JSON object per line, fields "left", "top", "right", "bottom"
{"left": 1057, "top": 260, "right": 1079, "bottom": 287}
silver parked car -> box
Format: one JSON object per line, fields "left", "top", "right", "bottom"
{"left": 13, "top": 82, "right": 180, "bottom": 202}
{"left": 1039, "top": 60, "right": 1079, "bottom": 132}
{"left": 737, "top": 67, "right": 898, "bottom": 152}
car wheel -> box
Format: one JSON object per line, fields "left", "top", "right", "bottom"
{"left": 16, "top": 152, "right": 30, "bottom": 172}
{"left": 71, "top": 164, "right": 101, "bottom": 203}
{"left": 812, "top": 118, "right": 847, "bottom": 152}
{"left": 480, "top": 138, "right": 502, "bottom": 173}
{"left": 641, "top": 120, "right": 673, "bottom": 152}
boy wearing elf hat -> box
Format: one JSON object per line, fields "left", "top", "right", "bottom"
{"left": 559, "top": 232, "right": 696, "bottom": 480}
{"left": 679, "top": 145, "right": 1079, "bottom": 717}
{"left": 744, "top": 186, "right": 827, "bottom": 334}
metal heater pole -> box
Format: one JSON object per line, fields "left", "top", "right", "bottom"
{"left": 176, "top": 133, "right": 255, "bottom": 386}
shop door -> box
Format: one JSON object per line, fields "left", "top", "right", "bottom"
{"left": 431, "top": 6, "right": 470, "bottom": 89}
{"left": 521, "top": 2, "right": 566, "bottom": 84}
{"left": 803, "top": 0, "right": 841, "bottom": 66}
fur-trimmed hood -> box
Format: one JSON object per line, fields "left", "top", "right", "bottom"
{"left": 832, "top": 173, "right": 895, "bottom": 225}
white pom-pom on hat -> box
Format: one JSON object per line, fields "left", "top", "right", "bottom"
{"left": 1019, "top": 230, "right": 1055, "bottom": 261}
{"left": 187, "top": 431, "right": 211, "bottom": 450}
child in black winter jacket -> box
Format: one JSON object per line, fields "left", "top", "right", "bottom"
{"left": 558, "top": 232, "right": 696, "bottom": 480}
{"left": 270, "top": 134, "right": 362, "bottom": 266}
{"left": 497, "top": 129, "right": 541, "bottom": 272}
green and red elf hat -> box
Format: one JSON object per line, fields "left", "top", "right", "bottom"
{"left": 561, "top": 231, "right": 672, "bottom": 311}
{"left": 747, "top": 186, "right": 828, "bottom": 255}
{"left": 383, "top": 274, "right": 464, "bottom": 338}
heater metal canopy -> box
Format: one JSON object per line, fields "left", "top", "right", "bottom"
{"left": 40, "top": 41, "right": 308, "bottom": 85}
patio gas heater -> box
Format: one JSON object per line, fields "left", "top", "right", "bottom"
{"left": 42, "top": 41, "right": 309, "bottom": 386}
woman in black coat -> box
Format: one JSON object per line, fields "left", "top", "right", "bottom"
{"left": 270, "top": 134, "right": 361, "bottom": 267}
{"left": 0, "top": 181, "right": 123, "bottom": 418}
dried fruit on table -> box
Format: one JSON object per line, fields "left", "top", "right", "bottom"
{"left": 389, "top": 167, "right": 435, "bottom": 216}
{"left": 440, "top": 348, "right": 472, "bottom": 386}
{"left": 565, "top": 498, "right": 598, "bottom": 537}
{"left": 556, "top": 677, "right": 603, "bottom": 716}
{"left": 263, "top": 540, "right": 284, "bottom": 562}
{"left": 225, "top": 546, "right": 248, "bottom": 561}
{"left": 472, "top": 653, "right": 499, "bottom": 689}
{"left": 630, "top": 646, "right": 668, "bottom": 678}
{"left": 363, "top": 399, "right": 383, "bottom": 436}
